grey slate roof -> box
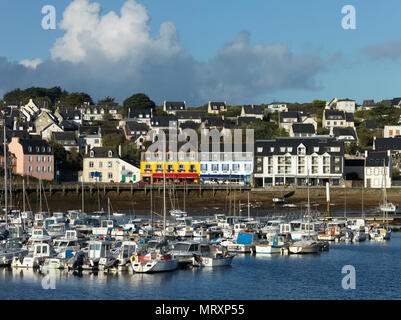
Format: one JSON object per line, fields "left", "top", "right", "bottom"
{"left": 84, "top": 147, "right": 118, "bottom": 158}
{"left": 365, "top": 150, "right": 390, "bottom": 167}
{"left": 255, "top": 137, "right": 344, "bottom": 157}
{"left": 292, "top": 123, "right": 315, "bottom": 134}
{"left": 243, "top": 105, "right": 263, "bottom": 115}
{"left": 374, "top": 137, "right": 401, "bottom": 151}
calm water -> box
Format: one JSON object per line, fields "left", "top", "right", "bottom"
{"left": 1, "top": 233, "right": 401, "bottom": 300}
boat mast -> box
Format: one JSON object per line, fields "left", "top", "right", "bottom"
{"left": 150, "top": 185, "right": 153, "bottom": 237}
{"left": 3, "top": 117, "right": 7, "bottom": 228}
{"left": 39, "top": 177, "right": 42, "bottom": 213}
{"left": 108, "top": 197, "right": 110, "bottom": 220}
{"left": 163, "top": 143, "right": 166, "bottom": 237}
{"left": 307, "top": 168, "right": 310, "bottom": 240}
{"left": 81, "top": 178, "right": 84, "bottom": 213}
{"left": 23, "top": 178, "right": 26, "bottom": 213}
{"left": 247, "top": 191, "right": 250, "bottom": 220}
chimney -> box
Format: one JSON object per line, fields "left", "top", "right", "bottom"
{"left": 85, "top": 144, "right": 89, "bottom": 155}
{"left": 118, "top": 145, "right": 122, "bottom": 158}
{"left": 13, "top": 117, "right": 17, "bottom": 131}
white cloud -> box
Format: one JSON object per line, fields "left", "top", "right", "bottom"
{"left": 1, "top": 0, "right": 329, "bottom": 105}
{"left": 19, "top": 58, "right": 43, "bottom": 69}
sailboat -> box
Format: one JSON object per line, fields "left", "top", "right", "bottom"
{"left": 374, "top": 161, "right": 392, "bottom": 241}
{"left": 131, "top": 145, "right": 179, "bottom": 273}
{"left": 289, "top": 169, "right": 320, "bottom": 254}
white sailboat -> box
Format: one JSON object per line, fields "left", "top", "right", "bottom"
{"left": 131, "top": 144, "right": 178, "bottom": 273}
{"left": 289, "top": 169, "right": 319, "bottom": 254}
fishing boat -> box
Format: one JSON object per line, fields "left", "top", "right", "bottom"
{"left": 255, "top": 234, "right": 292, "bottom": 254}
{"left": 225, "top": 232, "right": 256, "bottom": 254}
{"left": 11, "top": 243, "right": 55, "bottom": 268}
{"left": 289, "top": 239, "right": 320, "bottom": 254}
{"left": 131, "top": 249, "right": 179, "bottom": 273}
{"left": 192, "top": 244, "right": 235, "bottom": 267}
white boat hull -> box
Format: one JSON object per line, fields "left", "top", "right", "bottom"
{"left": 132, "top": 259, "right": 179, "bottom": 273}
{"left": 255, "top": 244, "right": 282, "bottom": 254}
{"left": 193, "top": 255, "right": 234, "bottom": 267}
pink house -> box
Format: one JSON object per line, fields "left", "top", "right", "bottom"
{"left": 8, "top": 137, "right": 54, "bottom": 180}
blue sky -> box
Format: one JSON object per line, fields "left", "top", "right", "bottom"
{"left": 0, "top": 0, "right": 400, "bottom": 105}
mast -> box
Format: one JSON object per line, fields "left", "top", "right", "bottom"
{"left": 247, "top": 191, "right": 250, "bottom": 220}
{"left": 22, "top": 178, "right": 25, "bottom": 231}
{"left": 81, "top": 179, "right": 84, "bottom": 213}
{"left": 307, "top": 168, "right": 310, "bottom": 240}
{"left": 163, "top": 143, "right": 166, "bottom": 237}
{"left": 9, "top": 168, "right": 12, "bottom": 211}
{"left": 150, "top": 185, "right": 153, "bottom": 237}
{"left": 108, "top": 197, "right": 110, "bottom": 220}
{"left": 3, "top": 118, "right": 7, "bottom": 228}
{"left": 39, "top": 177, "right": 42, "bottom": 213}
{"left": 183, "top": 180, "right": 186, "bottom": 213}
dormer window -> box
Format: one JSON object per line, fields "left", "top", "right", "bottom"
{"left": 36, "top": 147, "right": 40, "bottom": 153}
{"left": 90, "top": 151, "right": 94, "bottom": 157}
{"left": 28, "top": 146, "right": 32, "bottom": 152}
{"left": 108, "top": 151, "right": 113, "bottom": 158}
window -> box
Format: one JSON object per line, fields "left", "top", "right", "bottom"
{"left": 42, "top": 156, "right": 46, "bottom": 162}
{"left": 48, "top": 156, "right": 52, "bottom": 162}
{"left": 108, "top": 161, "right": 112, "bottom": 168}
{"left": 99, "top": 162, "right": 103, "bottom": 168}
{"left": 90, "top": 151, "right": 94, "bottom": 157}
{"left": 89, "top": 161, "right": 94, "bottom": 168}
{"left": 36, "top": 166, "right": 40, "bottom": 172}
{"left": 257, "top": 147, "right": 263, "bottom": 153}
{"left": 28, "top": 156, "right": 32, "bottom": 162}
{"left": 42, "top": 166, "right": 46, "bottom": 172}
{"left": 37, "top": 156, "right": 40, "bottom": 162}
{"left": 212, "top": 164, "right": 218, "bottom": 172}
{"left": 145, "top": 164, "right": 151, "bottom": 171}
{"left": 28, "top": 146, "right": 32, "bottom": 152}
{"left": 233, "top": 164, "right": 239, "bottom": 172}
{"left": 108, "top": 173, "right": 113, "bottom": 179}
{"left": 108, "top": 151, "right": 113, "bottom": 158}
{"left": 28, "top": 166, "right": 32, "bottom": 172}
{"left": 48, "top": 166, "right": 51, "bottom": 173}
{"left": 201, "top": 164, "right": 207, "bottom": 172}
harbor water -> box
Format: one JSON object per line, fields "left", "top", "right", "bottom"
{"left": 1, "top": 233, "right": 401, "bottom": 300}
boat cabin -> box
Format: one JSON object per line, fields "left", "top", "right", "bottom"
{"left": 88, "top": 240, "right": 113, "bottom": 259}
{"left": 33, "top": 243, "right": 54, "bottom": 258}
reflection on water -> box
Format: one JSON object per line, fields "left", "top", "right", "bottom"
{"left": 1, "top": 235, "right": 401, "bottom": 299}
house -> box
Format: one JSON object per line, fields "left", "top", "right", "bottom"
{"left": 373, "top": 137, "right": 401, "bottom": 153}
{"left": 163, "top": 101, "right": 186, "bottom": 115}
{"left": 208, "top": 101, "right": 227, "bottom": 114}
{"left": 83, "top": 146, "right": 140, "bottom": 183}
{"left": 78, "top": 126, "right": 102, "bottom": 151}
{"left": 8, "top": 137, "right": 54, "bottom": 180}
{"left": 123, "top": 121, "right": 150, "bottom": 148}
{"left": 335, "top": 99, "right": 356, "bottom": 113}
{"left": 267, "top": 102, "right": 287, "bottom": 113}
{"left": 34, "top": 111, "right": 59, "bottom": 135}
{"left": 23, "top": 99, "right": 43, "bottom": 119}
{"left": 240, "top": 105, "right": 263, "bottom": 120}
{"left": 179, "top": 121, "right": 201, "bottom": 131}
{"left": 253, "top": 137, "right": 344, "bottom": 187}
{"left": 175, "top": 110, "right": 205, "bottom": 124}
{"left": 279, "top": 111, "right": 302, "bottom": 132}
{"left": 41, "top": 123, "right": 64, "bottom": 141}
{"left": 290, "top": 123, "right": 316, "bottom": 137}
{"left": 81, "top": 104, "right": 122, "bottom": 122}
{"left": 199, "top": 143, "right": 253, "bottom": 185}
{"left": 323, "top": 110, "right": 354, "bottom": 129}
{"left": 383, "top": 125, "right": 401, "bottom": 138}
{"left": 364, "top": 150, "right": 392, "bottom": 188}
{"left": 55, "top": 108, "right": 82, "bottom": 126}
{"left": 150, "top": 116, "right": 178, "bottom": 130}
{"left": 140, "top": 141, "right": 199, "bottom": 184}
{"left": 51, "top": 132, "right": 78, "bottom": 152}
{"left": 361, "top": 100, "right": 376, "bottom": 111}
{"left": 330, "top": 127, "right": 358, "bottom": 144}
{"left": 203, "top": 117, "right": 224, "bottom": 129}
{"left": 128, "top": 108, "right": 153, "bottom": 125}
{"left": 392, "top": 97, "right": 401, "bottom": 108}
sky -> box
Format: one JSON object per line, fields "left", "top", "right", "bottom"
{"left": 0, "top": 0, "right": 400, "bottom": 106}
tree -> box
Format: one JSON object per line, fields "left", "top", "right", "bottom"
{"left": 345, "top": 142, "right": 358, "bottom": 155}
{"left": 63, "top": 92, "right": 93, "bottom": 108}
{"left": 122, "top": 93, "right": 155, "bottom": 117}
{"left": 48, "top": 141, "right": 66, "bottom": 163}
{"left": 102, "top": 133, "right": 124, "bottom": 147}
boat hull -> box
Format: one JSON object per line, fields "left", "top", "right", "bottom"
{"left": 132, "top": 259, "right": 179, "bottom": 273}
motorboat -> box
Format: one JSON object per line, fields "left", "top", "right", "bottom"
{"left": 11, "top": 243, "right": 55, "bottom": 268}
{"left": 131, "top": 249, "right": 179, "bottom": 273}
{"left": 192, "top": 244, "right": 235, "bottom": 267}
{"left": 255, "top": 233, "right": 292, "bottom": 254}
{"left": 289, "top": 239, "right": 320, "bottom": 254}
{"left": 225, "top": 232, "right": 256, "bottom": 254}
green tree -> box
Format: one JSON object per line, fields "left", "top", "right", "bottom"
{"left": 102, "top": 133, "right": 124, "bottom": 147}
{"left": 48, "top": 141, "right": 66, "bottom": 163}
{"left": 122, "top": 93, "right": 155, "bottom": 117}
{"left": 345, "top": 142, "right": 358, "bottom": 155}
{"left": 63, "top": 92, "right": 93, "bottom": 108}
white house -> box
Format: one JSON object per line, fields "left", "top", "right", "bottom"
{"left": 41, "top": 123, "right": 64, "bottom": 141}
{"left": 364, "top": 150, "right": 392, "bottom": 188}
{"left": 384, "top": 125, "right": 401, "bottom": 138}
{"left": 267, "top": 103, "right": 287, "bottom": 113}
{"left": 336, "top": 99, "right": 356, "bottom": 113}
